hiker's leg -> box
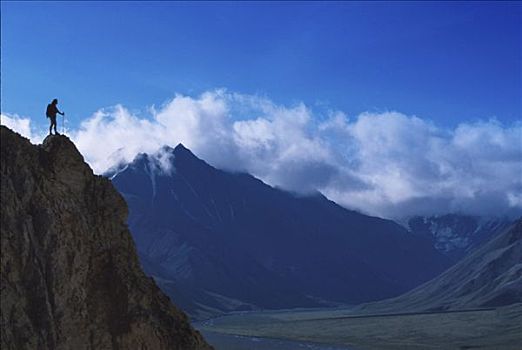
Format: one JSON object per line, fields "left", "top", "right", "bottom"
{"left": 50, "top": 117, "right": 56, "bottom": 135}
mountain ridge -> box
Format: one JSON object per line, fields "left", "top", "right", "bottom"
{"left": 111, "top": 142, "right": 451, "bottom": 319}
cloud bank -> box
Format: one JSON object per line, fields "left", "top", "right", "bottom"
{"left": 2, "top": 90, "right": 521, "bottom": 219}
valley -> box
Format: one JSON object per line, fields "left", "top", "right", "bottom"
{"left": 196, "top": 304, "right": 522, "bottom": 350}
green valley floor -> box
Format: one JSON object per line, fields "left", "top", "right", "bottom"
{"left": 196, "top": 304, "right": 522, "bottom": 350}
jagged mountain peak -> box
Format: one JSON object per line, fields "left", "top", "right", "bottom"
{"left": 174, "top": 142, "right": 190, "bottom": 153}
{"left": 118, "top": 144, "right": 216, "bottom": 182}
{"left": 171, "top": 143, "right": 211, "bottom": 169}
{"left": 133, "top": 143, "right": 199, "bottom": 164}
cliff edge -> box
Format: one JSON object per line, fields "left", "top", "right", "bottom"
{"left": 0, "top": 126, "right": 212, "bottom": 349}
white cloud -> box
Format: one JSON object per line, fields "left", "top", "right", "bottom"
{"left": 3, "top": 90, "right": 521, "bottom": 219}
{"left": 73, "top": 106, "right": 167, "bottom": 172}
{"left": 323, "top": 113, "right": 522, "bottom": 218}
{"left": 1, "top": 113, "right": 45, "bottom": 143}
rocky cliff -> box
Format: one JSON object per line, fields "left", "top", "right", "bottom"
{"left": 0, "top": 126, "right": 212, "bottom": 349}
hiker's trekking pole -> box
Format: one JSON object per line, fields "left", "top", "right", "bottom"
{"left": 62, "top": 113, "right": 65, "bottom": 135}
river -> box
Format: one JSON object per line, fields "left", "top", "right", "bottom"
{"left": 201, "top": 331, "right": 354, "bottom": 350}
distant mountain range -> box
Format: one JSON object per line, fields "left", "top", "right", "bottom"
{"left": 359, "top": 219, "right": 522, "bottom": 313}
{"left": 408, "top": 215, "right": 513, "bottom": 261}
{"left": 110, "top": 144, "right": 451, "bottom": 319}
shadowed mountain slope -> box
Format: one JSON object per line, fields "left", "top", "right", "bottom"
{"left": 111, "top": 144, "right": 451, "bottom": 319}
{"left": 360, "top": 219, "right": 522, "bottom": 313}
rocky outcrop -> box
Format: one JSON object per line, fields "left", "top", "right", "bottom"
{"left": 0, "top": 126, "right": 212, "bottom": 349}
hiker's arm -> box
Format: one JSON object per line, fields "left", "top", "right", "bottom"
{"left": 52, "top": 105, "right": 64, "bottom": 115}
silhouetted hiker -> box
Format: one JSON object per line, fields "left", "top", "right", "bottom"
{"left": 46, "top": 99, "right": 64, "bottom": 135}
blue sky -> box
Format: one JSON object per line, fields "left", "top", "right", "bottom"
{"left": 1, "top": 2, "right": 521, "bottom": 218}
{"left": 1, "top": 1, "right": 520, "bottom": 130}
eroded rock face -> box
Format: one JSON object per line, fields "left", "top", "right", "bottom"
{"left": 0, "top": 126, "right": 212, "bottom": 350}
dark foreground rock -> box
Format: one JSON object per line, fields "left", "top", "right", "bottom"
{"left": 0, "top": 126, "right": 212, "bottom": 350}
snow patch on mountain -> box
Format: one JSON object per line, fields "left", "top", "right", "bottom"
{"left": 408, "top": 214, "right": 513, "bottom": 259}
